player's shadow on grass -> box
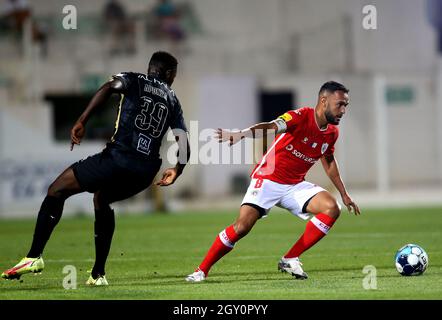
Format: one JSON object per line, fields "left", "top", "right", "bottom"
{"left": 307, "top": 266, "right": 381, "bottom": 272}
{"left": 112, "top": 271, "right": 286, "bottom": 286}
{"left": 122, "top": 267, "right": 373, "bottom": 285}
{"left": 0, "top": 283, "right": 62, "bottom": 291}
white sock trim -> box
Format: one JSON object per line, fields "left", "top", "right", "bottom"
{"left": 219, "top": 230, "right": 235, "bottom": 248}
{"left": 310, "top": 216, "right": 330, "bottom": 234}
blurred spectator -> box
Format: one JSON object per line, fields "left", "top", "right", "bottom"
{"left": 2, "top": 0, "right": 29, "bottom": 31}
{"left": 1, "top": 0, "right": 48, "bottom": 57}
{"left": 102, "top": 0, "right": 135, "bottom": 56}
{"left": 151, "top": 0, "right": 186, "bottom": 42}
{"left": 427, "top": 0, "right": 442, "bottom": 54}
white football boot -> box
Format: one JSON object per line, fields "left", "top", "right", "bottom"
{"left": 185, "top": 269, "right": 206, "bottom": 282}
{"left": 278, "top": 257, "right": 308, "bottom": 279}
{"left": 86, "top": 274, "right": 109, "bottom": 286}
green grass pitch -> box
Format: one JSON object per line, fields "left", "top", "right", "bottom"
{"left": 0, "top": 207, "right": 441, "bottom": 300}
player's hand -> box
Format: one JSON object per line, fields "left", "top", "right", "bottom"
{"left": 342, "top": 193, "right": 361, "bottom": 215}
{"left": 156, "top": 168, "right": 179, "bottom": 186}
{"left": 70, "top": 121, "right": 85, "bottom": 151}
{"left": 215, "top": 128, "right": 243, "bottom": 146}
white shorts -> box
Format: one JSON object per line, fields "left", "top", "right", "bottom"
{"left": 241, "top": 178, "right": 326, "bottom": 220}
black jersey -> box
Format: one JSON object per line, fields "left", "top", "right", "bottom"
{"left": 106, "top": 72, "right": 187, "bottom": 171}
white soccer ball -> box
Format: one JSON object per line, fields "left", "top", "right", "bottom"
{"left": 394, "top": 244, "right": 428, "bottom": 276}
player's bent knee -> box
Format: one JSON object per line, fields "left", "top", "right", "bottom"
{"left": 47, "top": 183, "right": 68, "bottom": 200}
{"left": 323, "top": 200, "right": 341, "bottom": 219}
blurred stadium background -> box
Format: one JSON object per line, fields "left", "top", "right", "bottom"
{"left": 0, "top": 0, "right": 441, "bottom": 218}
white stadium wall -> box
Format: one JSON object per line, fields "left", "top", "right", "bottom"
{"left": 173, "top": 73, "right": 441, "bottom": 198}
{"left": 1, "top": 71, "right": 441, "bottom": 216}
{"left": 196, "top": 76, "right": 258, "bottom": 197}
{"left": 0, "top": 104, "right": 101, "bottom": 217}
{"left": 1, "top": 0, "right": 441, "bottom": 216}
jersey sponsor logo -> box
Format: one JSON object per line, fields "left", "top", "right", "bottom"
{"left": 278, "top": 112, "right": 292, "bottom": 122}
{"left": 321, "top": 143, "right": 329, "bottom": 154}
{"left": 285, "top": 144, "right": 317, "bottom": 164}
{"left": 136, "top": 133, "right": 152, "bottom": 155}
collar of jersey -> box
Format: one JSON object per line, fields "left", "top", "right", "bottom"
{"left": 312, "top": 109, "right": 329, "bottom": 132}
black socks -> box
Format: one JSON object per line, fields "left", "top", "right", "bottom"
{"left": 91, "top": 208, "right": 115, "bottom": 279}
{"left": 27, "top": 196, "right": 65, "bottom": 258}
{"left": 27, "top": 196, "right": 115, "bottom": 279}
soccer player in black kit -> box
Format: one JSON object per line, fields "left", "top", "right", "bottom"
{"left": 1, "top": 51, "right": 190, "bottom": 285}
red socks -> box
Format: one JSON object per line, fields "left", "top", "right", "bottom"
{"left": 197, "top": 214, "right": 336, "bottom": 276}
{"left": 198, "top": 225, "right": 240, "bottom": 276}
{"left": 284, "top": 213, "right": 336, "bottom": 258}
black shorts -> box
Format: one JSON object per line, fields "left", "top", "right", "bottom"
{"left": 71, "top": 149, "right": 161, "bottom": 204}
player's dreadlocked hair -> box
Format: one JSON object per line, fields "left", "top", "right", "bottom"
{"left": 148, "top": 51, "right": 178, "bottom": 72}
{"left": 319, "top": 81, "right": 349, "bottom": 96}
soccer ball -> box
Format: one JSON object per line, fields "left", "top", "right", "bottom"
{"left": 395, "top": 244, "right": 428, "bottom": 276}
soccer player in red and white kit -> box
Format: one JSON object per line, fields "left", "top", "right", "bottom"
{"left": 186, "top": 81, "right": 361, "bottom": 282}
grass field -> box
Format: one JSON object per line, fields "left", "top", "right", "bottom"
{"left": 0, "top": 207, "right": 441, "bottom": 300}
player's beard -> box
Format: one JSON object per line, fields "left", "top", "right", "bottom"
{"left": 325, "top": 108, "right": 340, "bottom": 125}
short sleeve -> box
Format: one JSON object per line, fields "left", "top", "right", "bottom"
{"left": 111, "top": 72, "right": 133, "bottom": 92}
{"left": 170, "top": 97, "right": 188, "bottom": 133}
{"left": 276, "top": 108, "right": 305, "bottom": 131}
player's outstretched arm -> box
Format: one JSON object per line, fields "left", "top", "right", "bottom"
{"left": 320, "top": 154, "right": 361, "bottom": 215}
{"left": 216, "top": 121, "right": 281, "bottom": 146}
{"left": 70, "top": 79, "right": 124, "bottom": 150}
{"left": 156, "top": 132, "right": 190, "bottom": 187}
